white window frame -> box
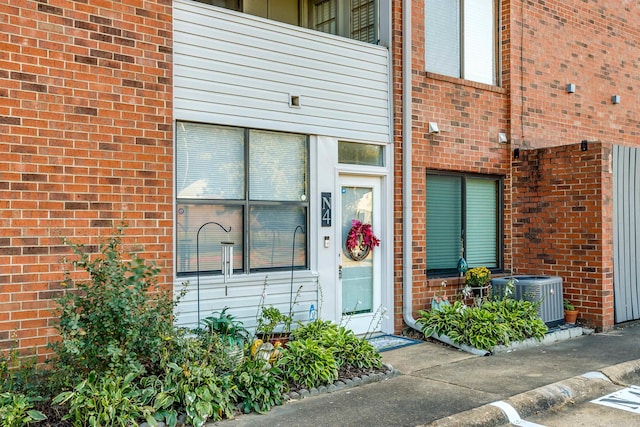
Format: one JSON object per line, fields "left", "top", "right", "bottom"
{"left": 175, "top": 122, "right": 310, "bottom": 276}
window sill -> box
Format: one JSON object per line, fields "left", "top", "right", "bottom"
{"left": 423, "top": 71, "right": 506, "bottom": 95}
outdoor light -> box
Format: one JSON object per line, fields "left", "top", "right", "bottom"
{"left": 566, "top": 83, "right": 576, "bottom": 93}
{"left": 581, "top": 140, "right": 588, "bottom": 151}
{"left": 612, "top": 95, "right": 621, "bottom": 104}
{"left": 428, "top": 122, "right": 440, "bottom": 134}
{"left": 498, "top": 132, "right": 508, "bottom": 143}
{"left": 513, "top": 148, "right": 520, "bottom": 159}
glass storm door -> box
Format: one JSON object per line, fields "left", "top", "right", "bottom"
{"left": 339, "top": 176, "right": 382, "bottom": 334}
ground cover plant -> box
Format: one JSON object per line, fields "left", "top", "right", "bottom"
{"left": 1, "top": 228, "right": 386, "bottom": 426}
{"left": 417, "top": 279, "right": 548, "bottom": 351}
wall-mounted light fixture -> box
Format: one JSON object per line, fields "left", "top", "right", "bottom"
{"left": 566, "top": 83, "right": 576, "bottom": 93}
{"left": 612, "top": 95, "right": 621, "bottom": 104}
{"left": 513, "top": 148, "right": 520, "bottom": 159}
{"left": 498, "top": 132, "right": 508, "bottom": 143}
{"left": 428, "top": 122, "right": 440, "bottom": 134}
{"left": 581, "top": 140, "right": 588, "bottom": 151}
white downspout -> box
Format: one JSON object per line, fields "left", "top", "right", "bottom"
{"left": 401, "top": 0, "right": 418, "bottom": 331}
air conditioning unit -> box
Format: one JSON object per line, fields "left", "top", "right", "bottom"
{"left": 490, "top": 276, "right": 564, "bottom": 326}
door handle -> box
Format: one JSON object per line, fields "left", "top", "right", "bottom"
{"left": 338, "top": 264, "right": 343, "bottom": 279}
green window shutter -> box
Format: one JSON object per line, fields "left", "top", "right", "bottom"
{"left": 465, "top": 178, "right": 497, "bottom": 268}
{"left": 427, "top": 175, "right": 462, "bottom": 270}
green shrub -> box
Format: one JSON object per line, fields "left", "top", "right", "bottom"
{"left": 291, "top": 320, "right": 382, "bottom": 371}
{"left": 200, "top": 307, "right": 250, "bottom": 347}
{"left": 0, "top": 392, "right": 46, "bottom": 427}
{"left": 277, "top": 338, "right": 338, "bottom": 389}
{"left": 233, "top": 359, "right": 284, "bottom": 414}
{"left": 52, "top": 371, "right": 155, "bottom": 427}
{"left": 417, "top": 299, "right": 547, "bottom": 351}
{"left": 162, "top": 362, "right": 238, "bottom": 427}
{"left": 52, "top": 228, "right": 181, "bottom": 381}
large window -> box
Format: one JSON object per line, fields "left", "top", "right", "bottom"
{"left": 197, "top": 0, "right": 378, "bottom": 44}
{"left": 425, "top": 0, "right": 498, "bottom": 85}
{"left": 426, "top": 172, "right": 502, "bottom": 275}
{"left": 308, "top": 0, "right": 377, "bottom": 43}
{"left": 176, "top": 122, "right": 309, "bottom": 275}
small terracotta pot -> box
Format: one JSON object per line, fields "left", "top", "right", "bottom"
{"left": 564, "top": 310, "right": 578, "bottom": 324}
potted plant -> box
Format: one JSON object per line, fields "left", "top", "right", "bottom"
{"left": 201, "top": 307, "right": 250, "bottom": 367}
{"left": 464, "top": 266, "right": 491, "bottom": 298}
{"left": 256, "top": 305, "right": 294, "bottom": 346}
{"left": 563, "top": 299, "right": 578, "bottom": 324}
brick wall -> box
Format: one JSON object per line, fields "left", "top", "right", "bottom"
{"left": 510, "top": 1, "right": 640, "bottom": 150}
{"left": 393, "top": 0, "right": 637, "bottom": 333}
{"left": 392, "top": 0, "right": 512, "bottom": 331}
{"left": 512, "top": 143, "right": 614, "bottom": 331}
{"left": 0, "top": 0, "right": 173, "bottom": 357}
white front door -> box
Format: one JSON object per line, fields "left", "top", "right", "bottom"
{"left": 338, "top": 175, "right": 382, "bottom": 334}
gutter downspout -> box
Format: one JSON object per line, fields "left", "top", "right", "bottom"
{"left": 401, "top": 0, "right": 418, "bottom": 332}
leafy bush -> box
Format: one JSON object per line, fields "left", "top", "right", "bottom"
{"left": 162, "top": 362, "right": 238, "bottom": 427}
{"left": 52, "top": 228, "right": 181, "bottom": 381}
{"left": 417, "top": 298, "right": 547, "bottom": 351}
{"left": 52, "top": 371, "right": 155, "bottom": 427}
{"left": 4, "top": 228, "right": 392, "bottom": 424}
{"left": 291, "top": 320, "right": 382, "bottom": 370}
{"left": 0, "top": 392, "right": 46, "bottom": 427}
{"left": 277, "top": 339, "right": 338, "bottom": 389}
{"left": 233, "top": 359, "right": 284, "bottom": 414}
{"left": 200, "top": 307, "right": 250, "bottom": 347}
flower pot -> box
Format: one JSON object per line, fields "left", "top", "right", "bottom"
{"left": 564, "top": 310, "right": 578, "bottom": 325}
{"left": 225, "top": 343, "right": 244, "bottom": 369}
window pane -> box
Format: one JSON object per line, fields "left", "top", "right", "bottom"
{"left": 250, "top": 205, "right": 307, "bottom": 270}
{"left": 176, "top": 203, "right": 243, "bottom": 274}
{"left": 249, "top": 130, "right": 307, "bottom": 201}
{"left": 176, "top": 122, "right": 244, "bottom": 200}
{"left": 464, "top": 0, "right": 496, "bottom": 85}
{"left": 466, "top": 178, "right": 498, "bottom": 267}
{"left": 426, "top": 175, "right": 462, "bottom": 270}
{"left": 338, "top": 141, "right": 383, "bottom": 166}
{"left": 351, "top": 0, "right": 376, "bottom": 43}
{"left": 311, "top": 0, "right": 337, "bottom": 35}
{"left": 425, "top": 0, "right": 460, "bottom": 77}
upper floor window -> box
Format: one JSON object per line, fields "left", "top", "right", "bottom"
{"left": 425, "top": 0, "right": 498, "bottom": 85}
{"left": 426, "top": 172, "right": 502, "bottom": 276}
{"left": 176, "top": 122, "right": 309, "bottom": 275}
{"left": 197, "top": 0, "right": 378, "bottom": 44}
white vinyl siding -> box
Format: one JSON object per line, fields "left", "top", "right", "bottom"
{"left": 174, "top": 0, "right": 391, "bottom": 143}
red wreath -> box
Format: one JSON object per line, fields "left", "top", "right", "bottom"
{"left": 346, "top": 219, "right": 380, "bottom": 258}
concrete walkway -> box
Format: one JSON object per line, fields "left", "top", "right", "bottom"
{"left": 213, "top": 323, "right": 640, "bottom": 426}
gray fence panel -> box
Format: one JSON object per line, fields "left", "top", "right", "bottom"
{"left": 613, "top": 145, "right": 640, "bottom": 323}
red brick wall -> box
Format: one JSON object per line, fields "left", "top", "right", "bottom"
{"left": 393, "top": 0, "right": 637, "bottom": 333}
{"left": 392, "top": 0, "right": 512, "bottom": 331}
{"left": 0, "top": 0, "right": 173, "bottom": 356}
{"left": 510, "top": 1, "right": 640, "bottom": 150}
{"left": 512, "top": 143, "right": 614, "bottom": 331}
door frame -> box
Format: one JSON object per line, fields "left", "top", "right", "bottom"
{"left": 336, "top": 174, "right": 386, "bottom": 334}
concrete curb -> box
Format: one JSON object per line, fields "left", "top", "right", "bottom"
{"left": 425, "top": 358, "right": 640, "bottom": 427}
